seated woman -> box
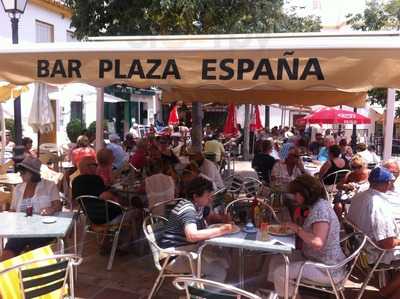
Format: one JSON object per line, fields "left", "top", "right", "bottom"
{"left": 266, "top": 174, "right": 346, "bottom": 297}
{"left": 251, "top": 140, "right": 276, "bottom": 184}
{"left": 71, "top": 135, "right": 96, "bottom": 167}
{"left": 145, "top": 161, "right": 175, "bottom": 215}
{"left": 96, "top": 148, "right": 115, "bottom": 186}
{"left": 1, "top": 157, "right": 61, "bottom": 261}
{"left": 271, "top": 147, "right": 306, "bottom": 188}
{"left": 159, "top": 177, "right": 234, "bottom": 282}
{"left": 22, "top": 137, "right": 36, "bottom": 158}
{"left": 334, "top": 154, "right": 369, "bottom": 217}
{"left": 319, "top": 144, "right": 348, "bottom": 186}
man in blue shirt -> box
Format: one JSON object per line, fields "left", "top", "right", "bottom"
{"left": 317, "top": 136, "right": 336, "bottom": 162}
{"left": 107, "top": 134, "right": 128, "bottom": 170}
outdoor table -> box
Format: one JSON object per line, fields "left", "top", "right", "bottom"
{"left": 197, "top": 229, "right": 295, "bottom": 299}
{"left": 0, "top": 211, "right": 76, "bottom": 255}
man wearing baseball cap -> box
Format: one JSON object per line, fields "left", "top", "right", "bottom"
{"left": 348, "top": 167, "right": 400, "bottom": 298}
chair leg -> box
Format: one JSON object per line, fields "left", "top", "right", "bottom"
{"left": 148, "top": 271, "right": 165, "bottom": 299}
{"left": 378, "top": 271, "right": 387, "bottom": 288}
{"left": 107, "top": 230, "right": 120, "bottom": 271}
{"left": 339, "top": 289, "right": 345, "bottom": 299}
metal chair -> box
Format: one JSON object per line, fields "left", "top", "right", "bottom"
{"left": 242, "top": 177, "right": 263, "bottom": 198}
{"left": 322, "top": 169, "right": 351, "bottom": 201}
{"left": 343, "top": 218, "right": 400, "bottom": 299}
{"left": 148, "top": 198, "right": 183, "bottom": 218}
{"left": 225, "top": 197, "right": 280, "bottom": 224}
{"left": 76, "top": 195, "right": 131, "bottom": 270}
{"left": 292, "top": 232, "right": 367, "bottom": 299}
{"left": 224, "top": 175, "right": 244, "bottom": 200}
{"left": 0, "top": 254, "right": 82, "bottom": 299}
{"left": 143, "top": 215, "right": 196, "bottom": 299}
{"left": 173, "top": 276, "right": 262, "bottom": 299}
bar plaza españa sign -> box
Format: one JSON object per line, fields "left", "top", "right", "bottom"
{"left": 36, "top": 57, "right": 325, "bottom": 81}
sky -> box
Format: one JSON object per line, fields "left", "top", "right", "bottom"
{"left": 286, "top": 0, "right": 367, "bottom": 30}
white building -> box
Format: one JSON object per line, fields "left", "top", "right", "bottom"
{"left": 0, "top": 0, "right": 76, "bottom": 146}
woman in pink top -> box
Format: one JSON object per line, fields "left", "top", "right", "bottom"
{"left": 71, "top": 135, "right": 96, "bottom": 167}
{"left": 96, "top": 148, "right": 115, "bottom": 186}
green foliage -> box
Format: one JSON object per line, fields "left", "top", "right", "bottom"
{"left": 66, "top": 119, "right": 85, "bottom": 143}
{"left": 87, "top": 121, "right": 108, "bottom": 139}
{"left": 5, "top": 119, "right": 15, "bottom": 141}
{"left": 65, "top": 0, "right": 321, "bottom": 38}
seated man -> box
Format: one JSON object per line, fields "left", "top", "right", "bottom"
{"left": 251, "top": 140, "right": 276, "bottom": 184}
{"left": 348, "top": 167, "right": 400, "bottom": 298}
{"left": 72, "top": 156, "right": 122, "bottom": 223}
{"left": 159, "top": 177, "right": 234, "bottom": 282}
{"left": 189, "top": 149, "right": 224, "bottom": 190}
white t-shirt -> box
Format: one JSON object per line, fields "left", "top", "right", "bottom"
{"left": 199, "top": 159, "right": 224, "bottom": 189}
{"left": 348, "top": 188, "right": 400, "bottom": 264}
{"left": 11, "top": 179, "right": 60, "bottom": 214}
{"left": 357, "top": 150, "right": 380, "bottom": 165}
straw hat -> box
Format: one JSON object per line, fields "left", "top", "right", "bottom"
{"left": 18, "top": 156, "right": 41, "bottom": 175}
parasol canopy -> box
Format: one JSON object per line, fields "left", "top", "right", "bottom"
{"left": 28, "top": 83, "right": 55, "bottom": 134}
{"left": 296, "top": 107, "right": 371, "bottom": 125}
{"left": 168, "top": 104, "right": 179, "bottom": 126}
{"left": 250, "top": 104, "right": 263, "bottom": 132}
{"left": 223, "top": 104, "right": 238, "bottom": 137}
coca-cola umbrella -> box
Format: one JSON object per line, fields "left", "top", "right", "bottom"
{"left": 223, "top": 104, "right": 239, "bottom": 137}
{"left": 296, "top": 107, "right": 371, "bottom": 125}
{"left": 168, "top": 104, "right": 179, "bottom": 126}
{"left": 250, "top": 104, "right": 264, "bottom": 132}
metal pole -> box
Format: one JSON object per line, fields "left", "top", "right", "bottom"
{"left": 351, "top": 108, "right": 358, "bottom": 151}
{"left": 80, "top": 94, "right": 84, "bottom": 128}
{"left": 11, "top": 15, "right": 22, "bottom": 146}
{"left": 96, "top": 88, "right": 104, "bottom": 152}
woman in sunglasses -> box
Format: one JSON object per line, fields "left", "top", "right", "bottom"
{"left": 1, "top": 157, "right": 61, "bottom": 261}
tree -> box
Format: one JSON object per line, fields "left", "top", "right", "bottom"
{"left": 347, "top": 0, "right": 400, "bottom": 112}
{"left": 66, "top": 0, "right": 321, "bottom": 156}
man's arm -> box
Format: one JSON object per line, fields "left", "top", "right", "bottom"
{"left": 378, "top": 237, "right": 400, "bottom": 249}
{"left": 184, "top": 223, "right": 233, "bottom": 243}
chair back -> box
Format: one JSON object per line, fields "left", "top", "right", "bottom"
{"left": 322, "top": 169, "right": 350, "bottom": 186}
{"left": 76, "top": 195, "right": 123, "bottom": 225}
{"left": 0, "top": 254, "right": 82, "bottom": 299}
{"left": 173, "top": 277, "right": 262, "bottom": 299}
{"left": 149, "top": 198, "right": 182, "bottom": 218}
{"left": 225, "top": 175, "right": 243, "bottom": 195}
{"left": 143, "top": 215, "right": 168, "bottom": 271}
{"left": 242, "top": 177, "right": 262, "bottom": 198}
{"left": 338, "top": 232, "right": 367, "bottom": 285}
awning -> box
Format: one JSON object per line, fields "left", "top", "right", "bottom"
{"left": 1, "top": 32, "right": 400, "bottom": 106}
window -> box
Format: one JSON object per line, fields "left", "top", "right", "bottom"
{"left": 36, "top": 20, "right": 54, "bottom": 43}
{"left": 66, "top": 30, "right": 77, "bottom": 42}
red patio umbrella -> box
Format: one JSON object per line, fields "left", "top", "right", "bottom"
{"left": 223, "top": 104, "right": 238, "bottom": 137}
{"left": 296, "top": 107, "right": 371, "bottom": 125}
{"left": 168, "top": 104, "right": 179, "bottom": 126}
{"left": 250, "top": 104, "right": 263, "bottom": 132}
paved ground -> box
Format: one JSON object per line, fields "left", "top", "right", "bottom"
{"left": 69, "top": 160, "right": 383, "bottom": 298}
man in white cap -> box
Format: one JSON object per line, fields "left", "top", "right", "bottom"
{"left": 106, "top": 134, "right": 128, "bottom": 170}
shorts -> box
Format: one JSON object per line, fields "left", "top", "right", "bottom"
{"left": 5, "top": 237, "right": 55, "bottom": 255}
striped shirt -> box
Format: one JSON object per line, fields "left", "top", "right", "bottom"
{"left": 159, "top": 199, "right": 206, "bottom": 248}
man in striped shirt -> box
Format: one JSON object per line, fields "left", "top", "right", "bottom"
{"left": 159, "top": 176, "right": 233, "bottom": 281}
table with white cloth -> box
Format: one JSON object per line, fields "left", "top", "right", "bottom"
{"left": 0, "top": 211, "right": 76, "bottom": 255}
{"left": 197, "top": 228, "right": 295, "bottom": 299}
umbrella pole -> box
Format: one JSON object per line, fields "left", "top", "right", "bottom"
{"left": 37, "top": 131, "right": 40, "bottom": 159}
{"left": 0, "top": 103, "right": 5, "bottom": 163}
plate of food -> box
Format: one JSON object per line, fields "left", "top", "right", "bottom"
{"left": 208, "top": 223, "right": 241, "bottom": 234}
{"left": 268, "top": 224, "right": 295, "bottom": 236}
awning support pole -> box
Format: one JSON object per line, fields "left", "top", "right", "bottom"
{"left": 0, "top": 103, "right": 5, "bottom": 163}
{"left": 96, "top": 87, "right": 104, "bottom": 152}
{"left": 383, "top": 88, "right": 396, "bottom": 161}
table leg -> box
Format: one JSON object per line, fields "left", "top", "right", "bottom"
{"left": 239, "top": 248, "right": 244, "bottom": 289}
{"left": 197, "top": 244, "right": 207, "bottom": 278}
{"left": 58, "top": 238, "right": 65, "bottom": 254}
{"left": 282, "top": 254, "right": 290, "bottom": 299}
